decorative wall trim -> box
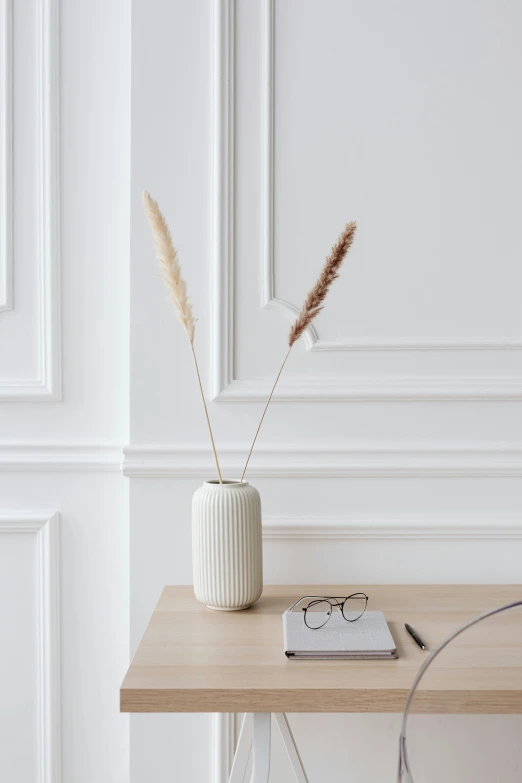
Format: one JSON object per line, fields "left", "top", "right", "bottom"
{"left": 122, "top": 444, "right": 522, "bottom": 478}
{"left": 211, "top": 0, "right": 522, "bottom": 401}
{"left": 0, "top": 0, "right": 61, "bottom": 400}
{"left": 0, "top": 0, "right": 13, "bottom": 313}
{"left": 261, "top": 0, "right": 522, "bottom": 354}
{"left": 211, "top": 0, "right": 235, "bottom": 401}
{"left": 7, "top": 441, "right": 518, "bottom": 478}
{"left": 262, "top": 514, "right": 522, "bottom": 540}
{"left": 0, "top": 511, "right": 61, "bottom": 782}
{"left": 215, "top": 375, "right": 522, "bottom": 402}
{"left": 0, "top": 443, "right": 122, "bottom": 471}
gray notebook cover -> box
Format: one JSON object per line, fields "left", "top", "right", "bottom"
{"left": 283, "top": 609, "right": 398, "bottom": 659}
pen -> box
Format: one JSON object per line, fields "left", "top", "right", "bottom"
{"left": 405, "top": 623, "right": 427, "bottom": 650}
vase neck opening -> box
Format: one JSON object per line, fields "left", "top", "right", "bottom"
{"left": 204, "top": 479, "right": 249, "bottom": 488}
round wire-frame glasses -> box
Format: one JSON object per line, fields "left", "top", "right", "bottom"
{"left": 300, "top": 593, "right": 369, "bottom": 630}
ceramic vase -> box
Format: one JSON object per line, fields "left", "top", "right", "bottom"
{"left": 192, "top": 480, "right": 263, "bottom": 610}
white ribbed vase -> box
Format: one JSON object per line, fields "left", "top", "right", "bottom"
{"left": 192, "top": 480, "right": 263, "bottom": 611}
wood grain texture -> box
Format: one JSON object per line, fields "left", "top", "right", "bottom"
{"left": 120, "top": 585, "right": 522, "bottom": 714}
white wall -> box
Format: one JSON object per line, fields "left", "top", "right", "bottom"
{"left": 0, "top": 0, "right": 130, "bottom": 781}
{"left": 129, "top": 1, "right": 522, "bottom": 781}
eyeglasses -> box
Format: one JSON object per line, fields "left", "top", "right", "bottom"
{"left": 297, "top": 593, "right": 369, "bottom": 630}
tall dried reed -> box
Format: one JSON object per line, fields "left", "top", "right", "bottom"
{"left": 240, "top": 222, "right": 357, "bottom": 482}
{"left": 142, "top": 190, "right": 223, "bottom": 483}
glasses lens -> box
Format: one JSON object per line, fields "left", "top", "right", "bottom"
{"left": 304, "top": 600, "right": 332, "bottom": 629}
{"left": 342, "top": 594, "right": 367, "bottom": 622}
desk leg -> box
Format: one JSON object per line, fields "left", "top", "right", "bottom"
{"left": 227, "top": 713, "right": 309, "bottom": 783}
{"left": 274, "top": 714, "right": 309, "bottom": 783}
{"left": 228, "top": 715, "right": 253, "bottom": 783}
{"left": 251, "top": 714, "right": 271, "bottom": 783}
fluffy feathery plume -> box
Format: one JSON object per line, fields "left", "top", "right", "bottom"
{"left": 241, "top": 221, "right": 357, "bottom": 482}
{"left": 142, "top": 190, "right": 196, "bottom": 343}
{"left": 289, "top": 221, "right": 357, "bottom": 346}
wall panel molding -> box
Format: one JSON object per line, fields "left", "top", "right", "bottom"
{"left": 0, "top": 443, "right": 122, "bottom": 471}
{"left": 0, "top": 511, "right": 61, "bottom": 782}
{"left": 0, "top": 0, "right": 61, "bottom": 400}
{"left": 211, "top": 0, "right": 235, "bottom": 402}
{"left": 263, "top": 514, "right": 522, "bottom": 540}
{"left": 0, "top": 0, "right": 13, "bottom": 313}
{"left": 215, "top": 375, "right": 522, "bottom": 402}
{"left": 211, "top": 0, "right": 522, "bottom": 401}
{"left": 260, "top": 0, "right": 522, "bottom": 355}
{"left": 7, "top": 441, "right": 522, "bottom": 480}
{"left": 122, "top": 443, "right": 522, "bottom": 478}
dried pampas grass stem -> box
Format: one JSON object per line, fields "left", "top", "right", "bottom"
{"left": 142, "top": 190, "right": 223, "bottom": 483}
{"left": 289, "top": 222, "right": 357, "bottom": 346}
{"left": 142, "top": 190, "right": 196, "bottom": 343}
{"left": 240, "top": 221, "right": 357, "bottom": 482}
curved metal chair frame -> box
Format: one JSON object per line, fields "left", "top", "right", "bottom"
{"left": 397, "top": 599, "right": 522, "bottom": 782}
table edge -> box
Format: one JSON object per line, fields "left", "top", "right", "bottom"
{"left": 120, "top": 687, "right": 522, "bottom": 714}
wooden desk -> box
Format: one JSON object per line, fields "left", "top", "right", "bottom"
{"left": 121, "top": 584, "right": 522, "bottom": 714}
{"left": 121, "top": 585, "right": 522, "bottom": 782}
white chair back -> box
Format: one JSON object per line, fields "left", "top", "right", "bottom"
{"left": 397, "top": 599, "right": 522, "bottom": 782}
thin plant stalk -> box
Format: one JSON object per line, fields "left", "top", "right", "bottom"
{"left": 142, "top": 190, "right": 223, "bottom": 483}
{"left": 240, "top": 347, "right": 291, "bottom": 483}
{"left": 241, "top": 222, "right": 357, "bottom": 482}
{"left": 190, "top": 343, "right": 223, "bottom": 484}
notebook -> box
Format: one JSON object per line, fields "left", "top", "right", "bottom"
{"left": 283, "top": 603, "right": 398, "bottom": 660}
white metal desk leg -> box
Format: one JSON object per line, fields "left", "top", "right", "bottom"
{"left": 229, "top": 715, "right": 253, "bottom": 783}
{"left": 251, "top": 713, "right": 271, "bottom": 783}
{"left": 274, "top": 714, "right": 310, "bottom": 783}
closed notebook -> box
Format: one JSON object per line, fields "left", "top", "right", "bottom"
{"left": 283, "top": 605, "right": 398, "bottom": 660}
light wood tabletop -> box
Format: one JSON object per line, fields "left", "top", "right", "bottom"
{"left": 120, "top": 585, "right": 522, "bottom": 714}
